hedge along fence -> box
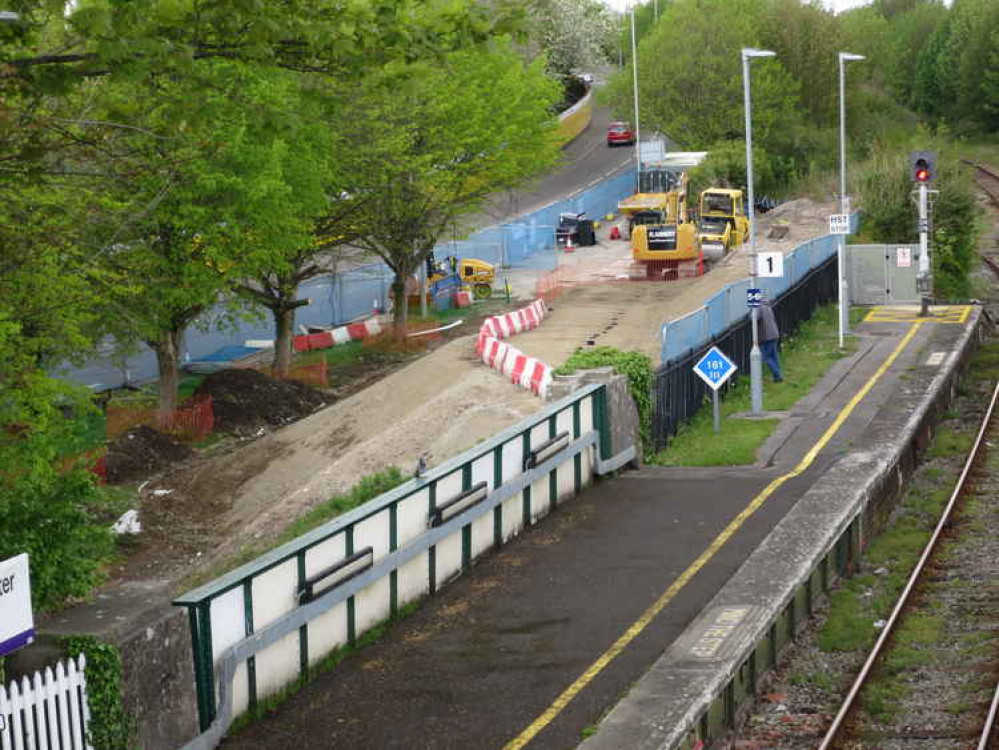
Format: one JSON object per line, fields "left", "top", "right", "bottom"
{"left": 174, "top": 384, "right": 636, "bottom": 749}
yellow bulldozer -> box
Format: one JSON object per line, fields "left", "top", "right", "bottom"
{"left": 697, "top": 188, "right": 749, "bottom": 263}
{"left": 617, "top": 173, "right": 700, "bottom": 279}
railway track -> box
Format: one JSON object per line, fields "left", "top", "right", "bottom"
{"left": 818, "top": 378, "right": 999, "bottom": 749}
{"left": 966, "top": 160, "right": 999, "bottom": 209}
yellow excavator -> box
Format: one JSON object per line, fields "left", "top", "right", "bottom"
{"left": 697, "top": 188, "right": 749, "bottom": 263}
{"left": 617, "top": 173, "right": 700, "bottom": 279}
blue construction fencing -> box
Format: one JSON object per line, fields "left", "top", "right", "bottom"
{"left": 660, "top": 215, "right": 860, "bottom": 363}
{"left": 438, "top": 167, "right": 638, "bottom": 270}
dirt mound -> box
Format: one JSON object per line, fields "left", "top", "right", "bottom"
{"left": 195, "top": 368, "right": 327, "bottom": 437}
{"left": 106, "top": 425, "right": 194, "bottom": 484}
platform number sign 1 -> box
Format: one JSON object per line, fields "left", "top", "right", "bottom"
{"left": 694, "top": 347, "right": 737, "bottom": 433}
{"left": 757, "top": 252, "right": 784, "bottom": 278}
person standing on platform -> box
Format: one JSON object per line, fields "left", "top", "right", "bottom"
{"left": 759, "top": 297, "right": 782, "bottom": 383}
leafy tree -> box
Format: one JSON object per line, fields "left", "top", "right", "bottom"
{"left": 348, "top": 41, "right": 561, "bottom": 339}
{"left": 94, "top": 62, "right": 332, "bottom": 411}
{"left": 604, "top": 0, "right": 806, "bottom": 187}
{"left": 528, "top": 0, "right": 617, "bottom": 78}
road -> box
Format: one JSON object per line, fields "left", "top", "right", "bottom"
{"left": 62, "top": 102, "right": 632, "bottom": 390}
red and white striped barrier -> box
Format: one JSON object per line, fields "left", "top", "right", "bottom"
{"left": 479, "top": 335, "right": 552, "bottom": 397}
{"left": 293, "top": 317, "right": 382, "bottom": 353}
{"left": 476, "top": 299, "right": 547, "bottom": 354}
{"left": 476, "top": 298, "right": 552, "bottom": 397}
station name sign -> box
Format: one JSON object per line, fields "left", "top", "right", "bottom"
{"left": 0, "top": 554, "right": 34, "bottom": 658}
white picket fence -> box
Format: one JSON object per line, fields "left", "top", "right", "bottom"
{"left": 0, "top": 655, "right": 91, "bottom": 750}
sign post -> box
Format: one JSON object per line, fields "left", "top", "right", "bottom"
{"left": 829, "top": 213, "right": 851, "bottom": 348}
{"left": 0, "top": 553, "right": 34, "bottom": 657}
{"left": 694, "top": 347, "right": 738, "bottom": 433}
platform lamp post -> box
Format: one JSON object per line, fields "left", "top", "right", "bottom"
{"left": 742, "top": 47, "right": 775, "bottom": 416}
{"left": 630, "top": 6, "right": 642, "bottom": 192}
{"left": 838, "top": 52, "right": 865, "bottom": 348}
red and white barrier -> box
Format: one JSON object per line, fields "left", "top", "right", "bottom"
{"left": 479, "top": 335, "right": 552, "bottom": 397}
{"left": 475, "top": 298, "right": 552, "bottom": 397}
{"left": 293, "top": 317, "right": 382, "bottom": 353}
{"left": 476, "top": 299, "right": 547, "bottom": 354}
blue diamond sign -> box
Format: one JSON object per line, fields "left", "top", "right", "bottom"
{"left": 694, "top": 346, "right": 737, "bottom": 391}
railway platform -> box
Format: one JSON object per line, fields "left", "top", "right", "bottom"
{"left": 223, "top": 304, "right": 982, "bottom": 750}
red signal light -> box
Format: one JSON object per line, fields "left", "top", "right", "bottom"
{"left": 916, "top": 168, "right": 929, "bottom": 182}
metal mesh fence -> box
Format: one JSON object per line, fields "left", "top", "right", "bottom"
{"left": 652, "top": 256, "right": 838, "bottom": 451}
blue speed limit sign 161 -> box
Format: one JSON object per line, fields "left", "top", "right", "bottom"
{"left": 693, "top": 346, "right": 737, "bottom": 391}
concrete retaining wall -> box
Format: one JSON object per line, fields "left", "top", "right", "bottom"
{"left": 580, "top": 308, "right": 987, "bottom": 750}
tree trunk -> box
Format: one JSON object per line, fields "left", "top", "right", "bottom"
{"left": 272, "top": 305, "right": 296, "bottom": 377}
{"left": 149, "top": 328, "right": 183, "bottom": 414}
{"left": 392, "top": 275, "right": 408, "bottom": 342}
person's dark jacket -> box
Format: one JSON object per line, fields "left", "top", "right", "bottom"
{"left": 759, "top": 300, "right": 779, "bottom": 342}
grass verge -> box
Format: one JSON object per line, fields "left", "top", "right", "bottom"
{"left": 650, "top": 304, "right": 864, "bottom": 466}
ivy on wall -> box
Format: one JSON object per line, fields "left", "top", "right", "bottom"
{"left": 555, "top": 347, "right": 653, "bottom": 455}
{"left": 63, "top": 636, "right": 134, "bottom": 750}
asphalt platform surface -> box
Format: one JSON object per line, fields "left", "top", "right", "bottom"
{"left": 223, "top": 309, "right": 974, "bottom": 750}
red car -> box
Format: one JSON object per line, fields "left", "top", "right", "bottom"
{"left": 607, "top": 121, "right": 635, "bottom": 147}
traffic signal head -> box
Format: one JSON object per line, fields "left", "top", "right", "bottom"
{"left": 910, "top": 150, "right": 937, "bottom": 183}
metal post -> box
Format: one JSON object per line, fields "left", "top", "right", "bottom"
{"left": 918, "top": 182, "right": 930, "bottom": 316}
{"left": 630, "top": 8, "right": 642, "bottom": 192}
{"left": 838, "top": 52, "right": 864, "bottom": 345}
{"left": 712, "top": 390, "right": 721, "bottom": 434}
{"left": 418, "top": 248, "right": 428, "bottom": 319}
{"left": 838, "top": 55, "right": 847, "bottom": 348}
{"left": 742, "top": 50, "right": 765, "bottom": 415}
{"left": 654, "top": 0, "right": 658, "bottom": 22}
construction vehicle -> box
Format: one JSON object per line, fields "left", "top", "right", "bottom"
{"left": 697, "top": 188, "right": 749, "bottom": 262}
{"left": 617, "top": 173, "right": 700, "bottom": 279}
{"left": 426, "top": 252, "right": 496, "bottom": 299}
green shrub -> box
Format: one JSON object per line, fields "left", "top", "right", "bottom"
{"left": 555, "top": 347, "right": 653, "bottom": 455}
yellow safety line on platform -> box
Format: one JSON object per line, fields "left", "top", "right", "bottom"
{"left": 864, "top": 305, "right": 971, "bottom": 324}
{"left": 504, "top": 321, "right": 924, "bottom": 750}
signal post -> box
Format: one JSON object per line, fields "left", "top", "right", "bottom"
{"left": 910, "top": 151, "right": 937, "bottom": 317}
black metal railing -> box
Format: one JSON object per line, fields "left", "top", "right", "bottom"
{"left": 652, "top": 256, "right": 838, "bottom": 451}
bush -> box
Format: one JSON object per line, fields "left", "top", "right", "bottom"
{"left": 555, "top": 347, "right": 653, "bottom": 455}
{"left": 0, "top": 470, "right": 118, "bottom": 611}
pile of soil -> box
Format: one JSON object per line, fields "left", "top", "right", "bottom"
{"left": 195, "top": 368, "right": 327, "bottom": 437}
{"left": 106, "top": 425, "right": 193, "bottom": 485}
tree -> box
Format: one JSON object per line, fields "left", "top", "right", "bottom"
{"left": 94, "top": 62, "right": 332, "bottom": 411}
{"left": 528, "top": 0, "right": 618, "bottom": 78}
{"left": 348, "top": 41, "right": 561, "bottom": 339}
{"left": 604, "top": 0, "right": 806, "bottom": 186}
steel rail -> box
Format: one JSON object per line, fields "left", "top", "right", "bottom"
{"left": 978, "top": 679, "right": 999, "bottom": 750}
{"left": 964, "top": 159, "right": 999, "bottom": 207}
{"left": 819, "top": 377, "right": 999, "bottom": 749}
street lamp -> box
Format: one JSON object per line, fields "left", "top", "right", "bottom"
{"left": 837, "top": 52, "right": 865, "bottom": 348}
{"left": 742, "top": 47, "right": 775, "bottom": 416}
{"left": 630, "top": 7, "right": 642, "bottom": 191}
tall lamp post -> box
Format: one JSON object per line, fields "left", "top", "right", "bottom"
{"left": 837, "top": 52, "right": 865, "bottom": 348}
{"left": 630, "top": 7, "right": 642, "bottom": 191}
{"left": 742, "top": 47, "right": 775, "bottom": 416}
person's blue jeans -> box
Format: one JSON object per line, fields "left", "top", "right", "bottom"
{"left": 761, "top": 339, "right": 782, "bottom": 381}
